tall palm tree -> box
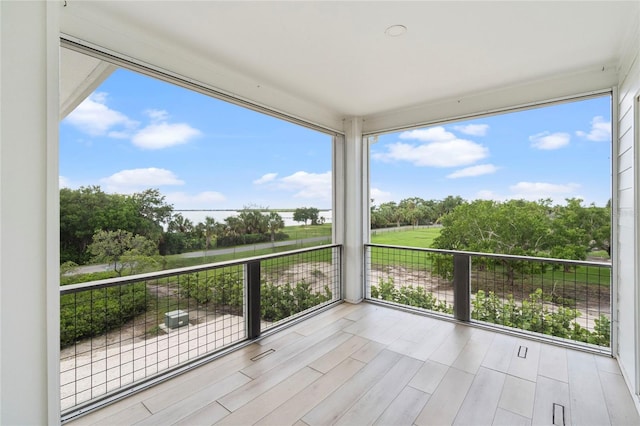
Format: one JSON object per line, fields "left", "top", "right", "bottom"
{"left": 203, "top": 216, "right": 217, "bottom": 252}
{"left": 267, "top": 212, "right": 285, "bottom": 242}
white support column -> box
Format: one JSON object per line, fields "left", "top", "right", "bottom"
{"left": 339, "top": 117, "right": 368, "bottom": 303}
{"left": 0, "top": 1, "right": 60, "bottom": 424}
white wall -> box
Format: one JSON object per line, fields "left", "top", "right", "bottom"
{"left": 616, "top": 9, "right": 640, "bottom": 402}
{"left": 0, "top": 1, "right": 60, "bottom": 424}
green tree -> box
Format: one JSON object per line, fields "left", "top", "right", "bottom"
{"left": 267, "top": 212, "right": 285, "bottom": 242}
{"left": 436, "top": 195, "right": 465, "bottom": 222}
{"left": 168, "top": 213, "right": 194, "bottom": 233}
{"left": 293, "top": 207, "right": 320, "bottom": 225}
{"left": 238, "top": 208, "right": 268, "bottom": 234}
{"left": 399, "top": 197, "right": 434, "bottom": 226}
{"left": 225, "top": 216, "right": 246, "bottom": 236}
{"left": 379, "top": 202, "right": 401, "bottom": 227}
{"left": 88, "top": 229, "right": 158, "bottom": 276}
{"left": 60, "top": 186, "right": 174, "bottom": 264}
{"left": 202, "top": 216, "right": 218, "bottom": 252}
{"left": 433, "top": 199, "right": 552, "bottom": 284}
{"left": 131, "top": 188, "right": 174, "bottom": 240}
{"left": 549, "top": 198, "right": 611, "bottom": 265}
{"left": 60, "top": 186, "right": 140, "bottom": 263}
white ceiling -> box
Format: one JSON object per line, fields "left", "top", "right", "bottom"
{"left": 60, "top": 1, "right": 638, "bottom": 131}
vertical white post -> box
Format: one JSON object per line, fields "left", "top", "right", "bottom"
{"left": 339, "top": 118, "right": 368, "bottom": 303}
{"left": 0, "top": 1, "right": 60, "bottom": 424}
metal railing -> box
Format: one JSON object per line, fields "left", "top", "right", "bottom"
{"left": 60, "top": 244, "right": 341, "bottom": 417}
{"left": 365, "top": 244, "right": 611, "bottom": 352}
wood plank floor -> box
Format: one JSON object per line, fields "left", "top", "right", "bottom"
{"left": 67, "top": 302, "right": 640, "bottom": 426}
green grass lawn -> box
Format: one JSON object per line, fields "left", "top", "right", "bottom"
{"left": 281, "top": 223, "right": 332, "bottom": 240}
{"left": 370, "top": 227, "right": 441, "bottom": 248}
{"left": 163, "top": 240, "right": 331, "bottom": 269}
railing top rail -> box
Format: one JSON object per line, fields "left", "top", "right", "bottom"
{"left": 61, "top": 243, "right": 341, "bottom": 295}
{"left": 365, "top": 243, "right": 611, "bottom": 268}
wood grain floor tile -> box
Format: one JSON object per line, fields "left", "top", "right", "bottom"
{"left": 481, "top": 333, "right": 517, "bottom": 373}
{"left": 302, "top": 349, "right": 401, "bottom": 426}
{"left": 172, "top": 402, "right": 229, "bottom": 426}
{"left": 373, "top": 386, "right": 430, "bottom": 426}
{"left": 451, "top": 329, "right": 495, "bottom": 374}
{"left": 537, "top": 343, "right": 568, "bottom": 383}
{"left": 531, "top": 375, "right": 571, "bottom": 426}
{"left": 599, "top": 369, "right": 640, "bottom": 425}
{"left": 408, "top": 359, "right": 449, "bottom": 394}
{"left": 429, "top": 325, "right": 475, "bottom": 366}
{"left": 453, "top": 367, "right": 506, "bottom": 425}
{"left": 135, "top": 372, "right": 250, "bottom": 426}
{"left": 498, "top": 375, "right": 536, "bottom": 419}
{"left": 567, "top": 350, "right": 610, "bottom": 426}
{"left": 255, "top": 357, "right": 365, "bottom": 426}
{"left": 64, "top": 303, "right": 637, "bottom": 426}
{"left": 414, "top": 367, "right": 475, "bottom": 426}
{"left": 215, "top": 367, "right": 321, "bottom": 426}
{"left": 335, "top": 355, "right": 422, "bottom": 425}
{"left": 308, "top": 334, "right": 368, "bottom": 373}
{"left": 219, "top": 331, "right": 351, "bottom": 412}
{"left": 492, "top": 407, "right": 531, "bottom": 426}
{"left": 507, "top": 340, "right": 540, "bottom": 383}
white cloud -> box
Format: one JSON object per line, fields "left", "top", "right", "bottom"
{"left": 65, "top": 92, "right": 138, "bottom": 136}
{"left": 529, "top": 132, "right": 570, "bottom": 150}
{"left": 64, "top": 93, "right": 201, "bottom": 151}
{"left": 576, "top": 116, "right": 611, "bottom": 142}
{"left": 453, "top": 124, "right": 489, "bottom": 136}
{"left": 373, "top": 139, "right": 488, "bottom": 167}
{"left": 59, "top": 176, "right": 71, "bottom": 188}
{"left": 100, "top": 168, "right": 185, "bottom": 193}
{"left": 278, "top": 171, "right": 332, "bottom": 200}
{"left": 399, "top": 126, "right": 455, "bottom": 142}
{"left": 370, "top": 187, "right": 393, "bottom": 203}
{"left": 477, "top": 182, "right": 582, "bottom": 204}
{"left": 165, "top": 191, "right": 226, "bottom": 209}
{"left": 509, "top": 181, "right": 580, "bottom": 201}
{"left": 132, "top": 122, "right": 201, "bottom": 150}
{"left": 476, "top": 190, "right": 501, "bottom": 200}
{"left": 447, "top": 164, "right": 498, "bottom": 179}
{"left": 252, "top": 170, "right": 332, "bottom": 202}
{"left": 145, "top": 109, "right": 170, "bottom": 122}
{"left": 253, "top": 173, "right": 278, "bottom": 184}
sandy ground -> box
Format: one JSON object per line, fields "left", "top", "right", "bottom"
{"left": 60, "top": 311, "right": 247, "bottom": 411}
{"left": 60, "top": 261, "right": 336, "bottom": 411}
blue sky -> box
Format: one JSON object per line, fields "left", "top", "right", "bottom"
{"left": 60, "top": 67, "right": 612, "bottom": 221}
{"left": 60, "top": 68, "right": 333, "bottom": 213}
{"left": 371, "top": 96, "right": 612, "bottom": 207}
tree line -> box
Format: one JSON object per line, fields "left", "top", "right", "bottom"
{"left": 61, "top": 186, "right": 325, "bottom": 267}
{"left": 372, "top": 195, "right": 610, "bottom": 259}
{"left": 431, "top": 198, "right": 610, "bottom": 259}
{"left": 62, "top": 187, "right": 610, "bottom": 272}
{"left": 370, "top": 195, "right": 465, "bottom": 228}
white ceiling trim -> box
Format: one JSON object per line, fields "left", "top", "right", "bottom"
{"left": 59, "top": 1, "right": 636, "bottom": 134}
{"left": 60, "top": 2, "right": 345, "bottom": 132}
{"left": 60, "top": 48, "right": 115, "bottom": 119}
{"left": 363, "top": 65, "right": 618, "bottom": 135}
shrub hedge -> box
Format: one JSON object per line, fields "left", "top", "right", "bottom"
{"left": 370, "top": 277, "right": 610, "bottom": 347}
{"left": 60, "top": 282, "right": 148, "bottom": 348}
{"left": 216, "top": 232, "right": 288, "bottom": 248}
{"left": 179, "top": 271, "right": 332, "bottom": 321}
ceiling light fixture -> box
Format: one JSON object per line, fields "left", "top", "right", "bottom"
{"left": 385, "top": 25, "right": 407, "bottom": 37}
